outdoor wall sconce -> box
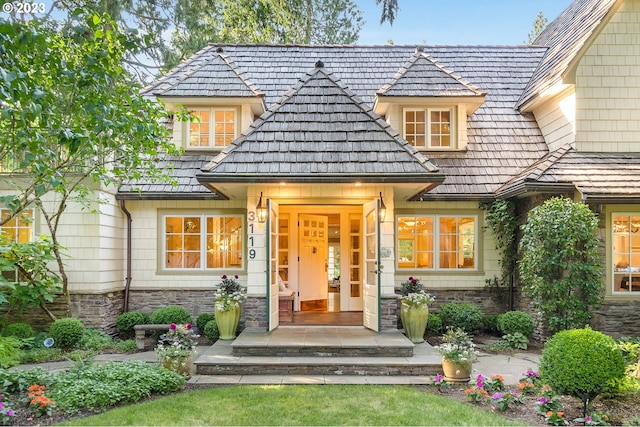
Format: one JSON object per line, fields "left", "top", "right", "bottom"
{"left": 256, "top": 192, "right": 267, "bottom": 223}
{"left": 379, "top": 192, "right": 387, "bottom": 223}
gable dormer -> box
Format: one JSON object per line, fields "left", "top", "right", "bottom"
{"left": 149, "top": 47, "right": 266, "bottom": 151}
{"left": 374, "top": 48, "right": 485, "bottom": 151}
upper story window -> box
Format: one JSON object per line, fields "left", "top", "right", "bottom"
{"left": 404, "top": 108, "right": 453, "bottom": 149}
{"left": 188, "top": 108, "right": 237, "bottom": 149}
{"left": 613, "top": 214, "right": 640, "bottom": 293}
{"left": 397, "top": 214, "right": 476, "bottom": 270}
{"left": 163, "top": 214, "right": 243, "bottom": 271}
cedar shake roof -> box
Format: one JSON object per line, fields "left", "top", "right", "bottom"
{"left": 117, "top": 154, "right": 228, "bottom": 200}
{"left": 136, "top": 44, "right": 550, "bottom": 199}
{"left": 377, "top": 49, "right": 485, "bottom": 98}
{"left": 497, "top": 146, "right": 640, "bottom": 203}
{"left": 197, "top": 63, "right": 443, "bottom": 186}
{"left": 516, "top": 0, "right": 618, "bottom": 110}
{"left": 150, "top": 50, "right": 264, "bottom": 98}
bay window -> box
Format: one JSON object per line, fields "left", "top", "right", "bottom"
{"left": 164, "top": 214, "right": 243, "bottom": 271}
{"left": 397, "top": 215, "right": 476, "bottom": 270}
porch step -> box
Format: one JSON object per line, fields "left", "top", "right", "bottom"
{"left": 231, "top": 328, "right": 414, "bottom": 358}
{"left": 194, "top": 327, "right": 443, "bottom": 377}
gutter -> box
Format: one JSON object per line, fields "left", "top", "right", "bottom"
{"left": 119, "top": 199, "right": 133, "bottom": 312}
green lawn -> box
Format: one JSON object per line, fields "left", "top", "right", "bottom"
{"left": 60, "top": 385, "right": 525, "bottom": 426}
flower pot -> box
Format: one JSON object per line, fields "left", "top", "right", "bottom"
{"left": 441, "top": 358, "right": 472, "bottom": 382}
{"left": 215, "top": 306, "right": 241, "bottom": 340}
{"left": 162, "top": 355, "right": 193, "bottom": 376}
{"left": 400, "top": 302, "right": 429, "bottom": 343}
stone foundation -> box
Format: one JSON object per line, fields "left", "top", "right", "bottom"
{"left": 381, "top": 295, "right": 399, "bottom": 330}
{"left": 126, "top": 289, "right": 216, "bottom": 319}
{"left": 244, "top": 295, "right": 267, "bottom": 329}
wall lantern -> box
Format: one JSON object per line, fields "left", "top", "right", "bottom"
{"left": 256, "top": 192, "right": 267, "bottom": 223}
{"left": 379, "top": 192, "right": 387, "bottom": 223}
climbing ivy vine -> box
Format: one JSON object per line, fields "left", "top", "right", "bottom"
{"left": 480, "top": 199, "right": 519, "bottom": 289}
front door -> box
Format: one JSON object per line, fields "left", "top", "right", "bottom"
{"left": 298, "top": 214, "right": 328, "bottom": 306}
{"left": 363, "top": 198, "right": 380, "bottom": 331}
{"left": 267, "top": 199, "right": 279, "bottom": 331}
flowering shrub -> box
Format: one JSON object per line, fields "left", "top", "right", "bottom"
{"left": 432, "top": 374, "right": 449, "bottom": 392}
{"left": 484, "top": 374, "right": 505, "bottom": 393}
{"left": 401, "top": 291, "right": 435, "bottom": 307}
{"left": 435, "top": 328, "right": 478, "bottom": 364}
{"left": 155, "top": 323, "right": 198, "bottom": 372}
{"left": 28, "top": 384, "right": 55, "bottom": 417}
{"left": 491, "top": 392, "right": 524, "bottom": 412}
{"left": 400, "top": 276, "right": 424, "bottom": 295}
{"left": 215, "top": 275, "right": 246, "bottom": 312}
{"left": 0, "top": 393, "right": 14, "bottom": 424}
{"left": 464, "top": 385, "right": 488, "bottom": 404}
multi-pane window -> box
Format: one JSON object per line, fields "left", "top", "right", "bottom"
{"left": 164, "top": 215, "right": 243, "bottom": 270}
{"left": 397, "top": 215, "right": 476, "bottom": 270}
{"left": 1, "top": 209, "right": 34, "bottom": 281}
{"left": 613, "top": 214, "right": 640, "bottom": 292}
{"left": 188, "top": 109, "right": 236, "bottom": 148}
{"left": 404, "top": 108, "right": 453, "bottom": 148}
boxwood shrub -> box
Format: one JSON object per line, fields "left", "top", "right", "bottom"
{"left": 117, "top": 311, "right": 150, "bottom": 337}
{"left": 196, "top": 312, "right": 215, "bottom": 333}
{"left": 2, "top": 322, "right": 35, "bottom": 339}
{"left": 149, "top": 306, "right": 193, "bottom": 325}
{"left": 425, "top": 313, "right": 442, "bottom": 336}
{"left": 203, "top": 319, "right": 220, "bottom": 342}
{"left": 540, "top": 327, "right": 625, "bottom": 400}
{"left": 49, "top": 318, "right": 85, "bottom": 350}
{"left": 497, "top": 310, "right": 535, "bottom": 339}
{"left": 439, "top": 302, "right": 483, "bottom": 336}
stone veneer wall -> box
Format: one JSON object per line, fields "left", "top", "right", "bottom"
{"left": 127, "top": 289, "right": 216, "bottom": 319}
{"left": 244, "top": 295, "right": 267, "bottom": 329}
{"left": 2, "top": 291, "right": 124, "bottom": 335}
{"left": 381, "top": 295, "right": 399, "bottom": 330}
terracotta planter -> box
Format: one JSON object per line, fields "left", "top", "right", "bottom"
{"left": 441, "top": 358, "right": 472, "bottom": 382}
{"left": 400, "top": 303, "right": 429, "bottom": 343}
{"left": 162, "top": 356, "right": 193, "bottom": 376}
{"left": 215, "top": 306, "right": 241, "bottom": 340}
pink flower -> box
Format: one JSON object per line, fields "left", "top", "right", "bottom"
{"left": 492, "top": 393, "right": 503, "bottom": 400}
{"left": 6, "top": 410, "right": 13, "bottom": 417}
{"left": 169, "top": 323, "right": 177, "bottom": 330}
{"left": 185, "top": 323, "right": 192, "bottom": 330}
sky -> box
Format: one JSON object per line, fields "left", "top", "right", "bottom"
{"left": 356, "top": 0, "right": 574, "bottom": 46}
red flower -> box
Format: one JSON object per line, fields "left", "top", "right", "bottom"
{"left": 185, "top": 323, "right": 192, "bottom": 330}
{"left": 169, "top": 323, "right": 177, "bottom": 330}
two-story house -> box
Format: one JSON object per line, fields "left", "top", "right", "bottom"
{"left": 8, "top": 0, "right": 640, "bottom": 337}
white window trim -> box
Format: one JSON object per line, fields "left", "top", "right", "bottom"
{"left": 185, "top": 107, "right": 238, "bottom": 150}
{"left": 403, "top": 107, "right": 456, "bottom": 150}
{"left": 162, "top": 213, "right": 244, "bottom": 272}
{"left": 612, "top": 211, "right": 640, "bottom": 294}
{"left": 395, "top": 214, "right": 478, "bottom": 271}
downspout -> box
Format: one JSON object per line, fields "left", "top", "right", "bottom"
{"left": 119, "top": 199, "right": 133, "bottom": 312}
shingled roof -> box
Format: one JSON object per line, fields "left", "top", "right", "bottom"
{"left": 197, "top": 62, "right": 443, "bottom": 188}
{"left": 149, "top": 49, "right": 264, "bottom": 99}
{"left": 516, "top": 0, "right": 618, "bottom": 110}
{"left": 135, "top": 44, "right": 550, "bottom": 199}
{"left": 377, "top": 49, "right": 485, "bottom": 98}
{"left": 497, "top": 145, "right": 640, "bottom": 203}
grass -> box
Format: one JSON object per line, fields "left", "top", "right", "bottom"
{"left": 60, "top": 385, "right": 525, "bottom": 426}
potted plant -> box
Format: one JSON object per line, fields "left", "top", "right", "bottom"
{"left": 435, "top": 327, "right": 479, "bottom": 382}
{"left": 399, "top": 277, "right": 435, "bottom": 343}
{"left": 214, "top": 274, "right": 246, "bottom": 340}
{"left": 155, "top": 323, "right": 198, "bottom": 375}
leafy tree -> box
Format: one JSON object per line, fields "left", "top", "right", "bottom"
{"left": 0, "top": 11, "right": 184, "bottom": 318}
{"left": 518, "top": 197, "right": 604, "bottom": 333}
{"left": 526, "top": 11, "right": 548, "bottom": 44}
{"left": 45, "top": 0, "right": 364, "bottom": 79}
{"left": 375, "top": 0, "right": 399, "bottom": 25}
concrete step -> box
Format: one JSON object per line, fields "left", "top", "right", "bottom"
{"left": 231, "top": 344, "right": 414, "bottom": 357}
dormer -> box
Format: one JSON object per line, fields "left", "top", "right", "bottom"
{"left": 151, "top": 47, "right": 266, "bottom": 151}
{"left": 374, "top": 48, "right": 485, "bottom": 151}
